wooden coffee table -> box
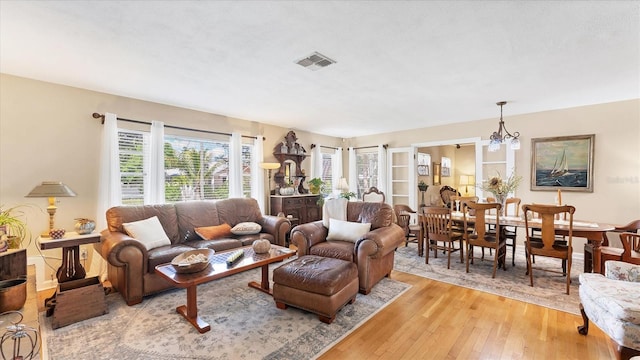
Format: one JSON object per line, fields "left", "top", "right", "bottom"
{"left": 155, "top": 245, "right": 295, "bottom": 333}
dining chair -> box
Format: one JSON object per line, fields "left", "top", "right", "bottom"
{"left": 599, "top": 219, "right": 640, "bottom": 274}
{"left": 463, "top": 201, "right": 506, "bottom": 278}
{"left": 523, "top": 204, "right": 576, "bottom": 295}
{"left": 394, "top": 204, "right": 422, "bottom": 256}
{"left": 527, "top": 203, "right": 569, "bottom": 275}
{"left": 421, "top": 206, "right": 464, "bottom": 269}
{"left": 503, "top": 197, "right": 521, "bottom": 266}
{"left": 439, "top": 185, "right": 460, "bottom": 209}
{"left": 619, "top": 232, "right": 640, "bottom": 265}
{"left": 362, "top": 187, "right": 385, "bottom": 203}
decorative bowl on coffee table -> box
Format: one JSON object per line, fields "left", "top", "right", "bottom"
{"left": 171, "top": 249, "right": 215, "bottom": 274}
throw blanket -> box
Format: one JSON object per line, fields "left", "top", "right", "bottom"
{"left": 322, "top": 197, "right": 348, "bottom": 228}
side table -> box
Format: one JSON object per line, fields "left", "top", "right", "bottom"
{"left": 39, "top": 232, "right": 108, "bottom": 328}
{"left": 39, "top": 232, "right": 100, "bottom": 283}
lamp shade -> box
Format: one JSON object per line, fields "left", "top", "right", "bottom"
{"left": 26, "top": 181, "right": 76, "bottom": 197}
{"left": 459, "top": 175, "right": 470, "bottom": 186}
{"left": 259, "top": 162, "right": 281, "bottom": 170}
{"left": 337, "top": 178, "right": 350, "bottom": 192}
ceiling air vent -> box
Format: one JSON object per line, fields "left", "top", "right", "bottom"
{"left": 295, "top": 52, "right": 336, "bottom": 71}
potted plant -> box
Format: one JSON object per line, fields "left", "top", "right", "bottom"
{"left": 307, "top": 178, "right": 325, "bottom": 195}
{"left": 0, "top": 205, "right": 31, "bottom": 250}
{"left": 418, "top": 180, "right": 429, "bottom": 192}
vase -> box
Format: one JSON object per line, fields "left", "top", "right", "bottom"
{"left": 494, "top": 194, "right": 507, "bottom": 216}
{"left": 75, "top": 218, "right": 96, "bottom": 235}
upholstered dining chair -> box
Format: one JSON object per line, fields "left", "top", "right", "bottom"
{"left": 421, "top": 206, "right": 464, "bottom": 269}
{"left": 439, "top": 185, "right": 460, "bottom": 209}
{"left": 394, "top": 204, "right": 422, "bottom": 256}
{"left": 600, "top": 219, "right": 640, "bottom": 273}
{"left": 523, "top": 204, "right": 576, "bottom": 295}
{"left": 362, "top": 186, "right": 385, "bottom": 203}
{"left": 463, "top": 201, "right": 507, "bottom": 278}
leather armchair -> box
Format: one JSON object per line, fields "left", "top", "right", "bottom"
{"left": 291, "top": 202, "right": 405, "bottom": 294}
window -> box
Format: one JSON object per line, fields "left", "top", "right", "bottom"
{"left": 117, "top": 129, "right": 252, "bottom": 204}
{"left": 321, "top": 152, "right": 333, "bottom": 190}
{"left": 355, "top": 150, "right": 379, "bottom": 199}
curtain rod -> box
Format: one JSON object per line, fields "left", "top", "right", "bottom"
{"left": 92, "top": 113, "right": 261, "bottom": 140}
{"left": 310, "top": 144, "right": 338, "bottom": 150}
{"left": 353, "top": 144, "right": 388, "bottom": 150}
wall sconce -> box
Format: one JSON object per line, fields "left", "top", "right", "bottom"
{"left": 488, "top": 101, "right": 520, "bottom": 152}
{"left": 25, "top": 181, "right": 76, "bottom": 237}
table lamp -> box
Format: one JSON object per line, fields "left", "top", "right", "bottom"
{"left": 459, "top": 175, "right": 470, "bottom": 195}
{"left": 26, "top": 181, "right": 76, "bottom": 237}
{"left": 337, "top": 178, "right": 350, "bottom": 193}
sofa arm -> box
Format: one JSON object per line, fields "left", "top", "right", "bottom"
{"left": 356, "top": 224, "right": 405, "bottom": 259}
{"left": 291, "top": 221, "right": 328, "bottom": 256}
{"left": 605, "top": 260, "right": 640, "bottom": 282}
{"left": 259, "top": 215, "right": 291, "bottom": 247}
{"left": 96, "top": 229, "right": 148, "bottom": 273}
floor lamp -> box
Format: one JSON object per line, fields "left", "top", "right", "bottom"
{"left": 259, "top": 162, "right": 281, "bottom": 215}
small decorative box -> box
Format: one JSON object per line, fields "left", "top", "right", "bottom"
{"left": 49, "top": 229, "right": 66, "bottom": 239}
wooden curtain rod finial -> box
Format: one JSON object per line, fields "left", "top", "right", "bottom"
{"left": 92, "top": 112, "right": 105, "bottom": 124}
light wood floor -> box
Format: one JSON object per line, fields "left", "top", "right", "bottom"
{"left": 319, "top": 270, "right": 616, "bottom": 360}
{"left": 38, "top": 271, "right": 615, "bottom": 359}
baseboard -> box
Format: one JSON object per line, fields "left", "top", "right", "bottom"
{"left": 27, "top": 255, "right": 57, "bottom": 291}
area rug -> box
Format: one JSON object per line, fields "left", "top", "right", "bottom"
{"left": 40, "top": 261, "right": 410, "bottom": 360}
{"left": 393, "top": 243, "right": 583, "bottom": 315}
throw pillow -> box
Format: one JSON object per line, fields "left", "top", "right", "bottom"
{"left": 231, "top": 222, "right": 262, "bottom": 235}
{"left": 326, "top": 218, "right": 371, "bottom": 243}
{"left": 122, "top": 216, "right": 171, "bottom": 250}
{"left": 195, "top": 223, "right": 232, "bottom": 240}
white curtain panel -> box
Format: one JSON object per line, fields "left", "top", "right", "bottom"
{"left": 147, "top": 120, "right": 165, "bottom": 204}
{"left": 311, "top": 144, "right": 322, "bottom": 179}
{"left": 332, "top": 147, "right": 343, "bottom": 194}
{"left": 348, "top": 147, "right": 358, "bottom": 194}
{"left": 96, "top": 112, "right": 121, "bottom": 230}
{"left": 95, "top": 112, "right": 121, "bottom": 281}
{"left": 377, "top": 144, "right": 387, "bottom": 196}
{"left": 252, "top": 136, "right": 266, "bottom": 212}
{"left": 228, "top": 132, "right": 243, "bottom": 198}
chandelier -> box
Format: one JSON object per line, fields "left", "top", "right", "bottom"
{"left": 488, "top": 101, "right": 520, "bottom": 152}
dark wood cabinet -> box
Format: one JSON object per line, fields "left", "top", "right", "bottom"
{"left": 271, "top": 194, "right": 321, "bottom": 225}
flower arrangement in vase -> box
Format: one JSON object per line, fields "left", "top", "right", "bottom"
{"left": 479, "top": 171, "right": 522, "bottom": 215}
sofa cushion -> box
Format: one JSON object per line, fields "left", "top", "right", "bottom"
{"left": 147, "top": 244, "right": 197, "bottom": 271}
{"left": 107, "top": 204, "right": 180, "bottom": 243}
{"left": 231, "top": 222, "right": 262, "bottom": 235}
{"left": 187, "top": 238, "right": 243, "bottom": 253}
{"left": 123, "top": 216, "right": 172, "bottom": 250}
{"left": 216, "top": 198, "right": 264, "bottom": 227}
{"left": 195, "top": 224, "right": 232, "bottom": 240}
{"left": 174, "top": 200, "right": 221, "bottom": 242}
{"left": 326, "top": 218, "right": 371, "bottom": 243}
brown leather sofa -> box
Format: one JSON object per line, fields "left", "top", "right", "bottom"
{"left": 291, "top": 202, "right": 405, "bottom": 294}
{"left": 95, "top": 198, "right": 290, "bottom": 305}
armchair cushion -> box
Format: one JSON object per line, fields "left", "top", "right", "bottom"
{"left": 326, "top": 219, "right": 371, "bottom": 243}
{"left": 122, "top": 216, "right": 171, "bottom": 250}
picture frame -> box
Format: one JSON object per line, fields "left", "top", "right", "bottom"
{"left": 417, "top": 152, "right": 430, "bottom": 176}
{"left": 530, "top": 134, "right": 595, "bottom": 192}
{"left": 441, "top": 157, "right": 451, "bottom": 177}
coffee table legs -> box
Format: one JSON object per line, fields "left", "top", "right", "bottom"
{"left": 176, "top": 285, "right": 210, "bottom": 334}
{"left": 248, "top": 264, "right": 271, "bottom": 295}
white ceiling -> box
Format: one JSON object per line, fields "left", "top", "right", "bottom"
{"left": 1, "top": 1, "right": 638, "bottom": 137}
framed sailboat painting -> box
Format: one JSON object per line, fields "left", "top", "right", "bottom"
{"left": 530, "top": 134, "right": 595, "bottom": 192}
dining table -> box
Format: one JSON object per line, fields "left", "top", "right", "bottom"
{"left": 419, "top": 211, "right": 616, "bottom": 273}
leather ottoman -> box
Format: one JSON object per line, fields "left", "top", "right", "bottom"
{"left": 273, "top": 255, "right": 358, "bottom": 324}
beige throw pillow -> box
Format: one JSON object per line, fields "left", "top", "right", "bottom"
{"left": 326, "top": 218, "right": 371, "bottom": 243}
{"left": 122, "top": 216, "right": 171, "bottom": 250}
{"left": 231, "top": 222, "right": 262, "bottom": 235}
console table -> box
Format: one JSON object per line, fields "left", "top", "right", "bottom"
{"left": 271, "top": 194, "right": 321, "bottom": 225}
